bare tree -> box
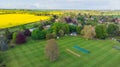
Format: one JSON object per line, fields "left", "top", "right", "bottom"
{"left": 81, "top": 25, "right": 96, "bottom": 40}
{"left": 45, "top": 39, "right": 59, "bottom": 62}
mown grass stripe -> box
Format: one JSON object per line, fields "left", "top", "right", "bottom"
{"left": 3, "top": 36, "right": 120, "bottom": 67}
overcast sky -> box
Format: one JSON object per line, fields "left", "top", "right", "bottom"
{"left": 0, "top": 0, "right": 120, "bottom": 10}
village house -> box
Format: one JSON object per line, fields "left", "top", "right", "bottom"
{"left": 43, "top": 25, "right": 51, "bottom": 30}
{"left": 114, "top": 18, "right": 120, "bottom": 24}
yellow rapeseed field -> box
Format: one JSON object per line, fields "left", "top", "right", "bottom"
{"left": 0, "top": 14, "right": 50, "bottom": 29}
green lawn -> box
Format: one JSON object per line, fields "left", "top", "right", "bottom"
{"left": 3, "top": 36, "right": 120, "bottom": 67}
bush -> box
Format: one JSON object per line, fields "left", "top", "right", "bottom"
{"left": 16, "top": 32, "right": 26, "bottom": 44}
{"left": 116, "top": 31, "right": 120, "bottom": 36}
{"left": 64, "top": 17, "right": 72, "bottom": 23}
{"left": 51, "top": 22, "right": 70, "bottom": 34}
{"left": 10, "top": 40, "right": 16, "bottom": 48}
{"left": 61, "top": 24, "right": 70, "bottom": 34}
{"left": 76, "top": 26, "right": 82, "bottom": 34}
{"left": 12, "top": 32, "right": 18, "bottom": 43}
{"left": 42, "top": 30, "right": 47, "bottom": 39}
{"left": 20, "top": 25, "right": 26, "bottom": 30}
{"left": 50, "top": 15, "right": 58, "bottom": 22}
{"left": 51, "top": 22, "right": 62, "bottom": 34}
{"left": 0, "top": 52, "right": 3, "bottom": 64}
{"left": 31, "top": 28, "right": 39, "bottom": 39}
{"left": 77, "top": 15, "right": 85, "bottom": 26}
{"left": 69, "top": 25, "right": 76, "bottom": 33}
{"left": 52, "top": 32, "right": 57, "bottom": 38}
{"left": 4, "top": 29, "right": 12, "bottom": 40}
{"left": 46, "top": 28, "right": 53, "bottom": 34}
{"left": 46, "top": 33, "right": 56, "bottom": 40}
{"left": 38, "top": 24, "right": 44, "bottom": 30}
{"left": 107, "top": 24, "right": 119, "bottom": 36}
{"left": 58, "top": 30, "right": 64, "bottom": 37}
{"left": 24, "top": 29, "right": 31, "bottom": 36}
{"left": 95, "top": 24, "right": 107, "bottom": 39}
{"left": 33, "top": 23, "right": 39, "bottom": 28}
{"left": 31, "top": 28, "right": 46, "bottom": 40}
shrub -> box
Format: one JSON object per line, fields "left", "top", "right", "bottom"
{"left": 46, "top": 28, "right": 53, "bottom": 34}
{"left": 45, "top": 39, "right": 59, "bottom": 62}
{"left": 16, "top": 32, "right": 26, "bottom": 44}
{"left": 46, "top": 33, "right": 52, "bottom": 40}
{"left": 24, "top": 29, "right": 31, "bottom": 36}
{"left": 38, "top": 24, "right": 44, "bottom": 30}
{"left": 52, "top": 15, "right": 58, "bottom": 19}
{"left": 12, "top": 32, "right": 18, "bottom": 43}
{"left": 58, "top": 30, "right": 64, "bottom": 37}
{"left": 31, "top": 28, "right": 46, "bottom": 40}
{"left": 77, "top": 15, "right": 85, "bottom": 26}
{"left": 116, "top": 31, "right": 120, "bottom": 36}
{"left": 61, "top": 24, "right": 70, "bottom": 34}
{"left": 69, "top": 25, "right": 76, "bottom": 33}
{"left": 107, "top": 24, "right": 119, "bottom": 36}
{"left": 0, "top": 35, "right": 8, "bottom": 51}
{"left": 31, "top": 28, "right": 39, "bottom": 40}
{"left": 42, "top": 30, "right": 47, "bottom": 39}
{"left": 76, "top": 26, "right": 82, "bottom": 34}
{"left": 10, "top": 40, "right": 16, "bottom": 48}
{"left": 33, "top": 23, "right": 39, "bottom": 28}
{"left": 52, "top": 32, "right": 57, "bottom": 38}
{"left": 0, "top": 52, "right": 3, "bottom": 64}
{"left": 20, "top": 25, "right": 26, "bottom": 30}
{"left": 4, "top": 29, "right": 12, "bottom": 40}
{"left": 95, "top": 24, "right": 107, "bottom": 39}
{"left": 51, "top": 22, "right": 70, "bottom": 34}
{"left": 46, "top": 33, "right": 56, "bottom": 40}
{"left": 51, "top": 15, "right": 58, "bottom": 22}
{"left": 64, "top": 17, "right": 72, "bottom": 23}
{"left": 51, "top": 22, "right": 62, "bottom": 34}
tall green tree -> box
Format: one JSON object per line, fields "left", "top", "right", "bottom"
{"left": 95, "top": 24, "right": 107, "bottom": 39}
{"left": 69, "top": 25, "right": 76, "bottom": 33}
{"left": 107, "top": 24, "right": 119, "bottom": 36}
{"left": 76, "top": 26, "right": 82, "bottom": 34}
{"left": 61, "top": 23, "right": 70, "bottom": 34}
{"left": 51, "top": 22, "right": 70, "bottom": 34}
{"left": 31, "top": 28, "right": 46, "bottom": 40}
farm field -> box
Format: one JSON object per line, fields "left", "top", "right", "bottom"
{"left": 3, "top": 36, "right": 120, "bottom": 67}
{"left": 0, "top": 14, "right": 50, "bottom": 29}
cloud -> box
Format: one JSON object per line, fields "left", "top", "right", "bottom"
{"left": 0, "top": 0, "right": 120, "bottom": 10}
{"left": 108, "top": 1, "right": 120, "bottom": 9}
{"left": 33, "top": 3, "right": 40, "bottom": 8}
{"left": 66, "top": 0, "right": 84, "bottom": 2}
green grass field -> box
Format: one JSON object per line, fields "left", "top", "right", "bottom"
{"left": 3, "top": 36, "right": 120, "bottom": 67}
